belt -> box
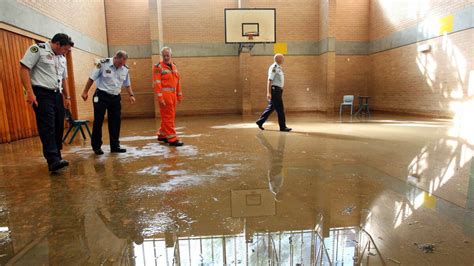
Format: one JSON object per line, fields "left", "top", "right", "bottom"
{"left": 271, "top": 85, "right": 283, "bottom": 89}
{"left": 33, "top": 85, "right": 60, "bottom": 93}
{"left": 97, "top": 88, "right": 120, "bottom": 96}
{"left": 162, "top": 87, "right": 176, "bottom": 92}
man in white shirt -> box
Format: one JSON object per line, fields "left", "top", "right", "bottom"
{"left": 256, "top": 54, "right": 292, "bottom": 132}
{"left": 19, "top": 33, "right": 74, "bottom": 171}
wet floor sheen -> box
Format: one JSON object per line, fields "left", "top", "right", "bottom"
{"left": 0, "top": 113, "right": 473, "bottom": 265}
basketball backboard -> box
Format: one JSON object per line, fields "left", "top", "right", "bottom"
{"left": 225, "top": 8, "right": 276, "bottom": 43}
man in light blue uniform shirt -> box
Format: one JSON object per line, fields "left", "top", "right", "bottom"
{"left": 256, "top": 54, "right": 291, "bottom": 132}
{"left": 81, "top": 50, "right": 136, "bottom": 155}
{"left": 19, "top": 33, "right": 74, "bottom": 171}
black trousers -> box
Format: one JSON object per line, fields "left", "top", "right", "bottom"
{"left": 91, "top": 89, "right": 122, "bottom": 150}
{"left": 32, "top": 86, "right": 65, "bottom": 164}
{"left": 256, "top": 86, "right": 287, "bottom": 130}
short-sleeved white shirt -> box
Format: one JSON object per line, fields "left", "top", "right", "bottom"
{"left": 20, "top": 42, "right": 68, "bottom": 90}
{"left": 90, "top": 58, "right": 131, "bottom": 95}
{"left": 268, "top": 62, "right": 284, "bottom": 88}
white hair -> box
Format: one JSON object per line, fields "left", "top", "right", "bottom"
{"left": 161, "top": 46, "right": 172, "bottom": 55}
{"left": 274, "top": 53, "right": 283, "bottom": 62}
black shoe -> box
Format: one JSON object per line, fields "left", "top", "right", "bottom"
{"left": 280, "top": 128, "right": 292, "bottom": 132}
{"left": 59, "top": 159, "right": 69, "bottom": 167}
{"left": 111, "top": 147, "right": 127, "bottom": 153}
{"left": 94, "top": 148, "right": 104, "bottom": 155}
{"left": 158, "top": 137, "right": 168, "bottom": 143}
{"left": 169, "top": 140, "right": 184, "bottom": 147}
{"left": 256, "top": 122, "right": 264, "bottom": 130}
{"left": 48, "top": 160, "right": 67, "bottom": 172}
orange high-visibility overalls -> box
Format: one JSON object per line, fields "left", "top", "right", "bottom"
{"left": 153, "top": 62, "right": 182, "bottom": 142}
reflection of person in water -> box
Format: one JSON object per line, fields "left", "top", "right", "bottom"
{"left": 257, "top": 132, "right": 287, "bottom": 201}
{"left": 94, "top": 160, "right": 144, "bottom": 262}
{"left": 48, "top": 178, "right": 89, "bottom": 264}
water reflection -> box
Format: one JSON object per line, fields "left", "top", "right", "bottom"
{"left": 132, "top": 226, "right": 384, "bottom": 265}
{"left": 256, "top": 132, "right": 286, "bottom": 201}
{"left": 0, "top": 115, "right": 473, "bottom": 265}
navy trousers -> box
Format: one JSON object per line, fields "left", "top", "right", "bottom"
{"left": 256, "top": 86, "right": 287, "bottom": 130}
{"left": 91, "top": 89, "right": 122, "bottom": 150}
{"left": 32, "top": 86, "right": 65, "bottom": 164}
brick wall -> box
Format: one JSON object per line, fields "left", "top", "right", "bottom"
{"left": 335, "top": 56, "right": 369, "bottom": 108}
{"left": 105, "top": 0, "right": 151, "bottom": 46}
{"left": 336, "top": 0, "right": 369, "bottom": 41}
{"left": 368, "top": 0, "right": 473, "bottom": 117}
{"left": 162, "top": 0, "right": 237, "bottom": 43}
{"left": 122, "top": 59, "right": 154, "bottom": 118}
{"left": 104, "top": 0, "right": 154, "bottom": 118}
{"left": 19, "top": 0, "right": 107, "bottom": 44}
{"left": 172, "top": 57, "right": 241, "bottom": 115}
{"left": 334, "top": 0, "right": 370, "bottom": 111}
{"left": 369, "top": 29, "right": 473, "bottom": 116}
{"left": 369, "top": 0, "right": 471, "bottom": 40}
{"left": 15, "top": 0, "right": 471, "bottom": 120}
{"left": 247, "top": 0, "right": 320, "bottom": 41}
{"left": 154, "top": 0, "right": 325, "bottom": 116}
{"left": 71, "top": 49, "right": 99, "bottom": 120}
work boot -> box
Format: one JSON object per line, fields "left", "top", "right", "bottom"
{"left": 94, "top": 148, "right": 104, "bottom": 155}
{"left": 158, "top": 137, "right": 168, "bottom": 143}
{"left": 111, "top": 147, "right": 127, "bottom": 153}
{"left": 256, "top": 122, "right": 264, "bottom": 130}
{"left": 169, "top": 140, "right": 184, "bottom": 147}
{"left": 48, "top": 160, "right": 67, "bottom": 172}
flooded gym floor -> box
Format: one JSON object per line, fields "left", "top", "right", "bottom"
{"left": 0, "top": 113, "right": 473, "bottom": 265}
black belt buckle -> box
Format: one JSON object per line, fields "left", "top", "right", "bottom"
{"left": 33, "top": 85, "right": 59, "bottom": 93}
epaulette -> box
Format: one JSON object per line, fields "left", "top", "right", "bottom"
{"left": 124, "top": 65, "right": 129, "bottom": 69}
{"left": 37, "top": 43, "right": 46, "bottom": 49}
{"left": 272, "top": 64, "right": 277, "bottom": 72}
{"left": 100, "top": 58, "right": 110, "bottom": 63}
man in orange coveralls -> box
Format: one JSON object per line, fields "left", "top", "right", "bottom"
{"left": 153, "top": 47, "right": 184, "bottom": 146}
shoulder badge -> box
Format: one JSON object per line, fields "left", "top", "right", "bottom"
{"left": 30, "top": 46, "right": 39, "bottom": 53}
{"left": 96, "top": 63, "right": 101, "bottom": 69}
{"left": 272, "top": 64, "right": 278, "bottom": 72}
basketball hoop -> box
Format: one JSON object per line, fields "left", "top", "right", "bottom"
{"left": 245, "top": 31, "right": 258, "bottom": 41}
